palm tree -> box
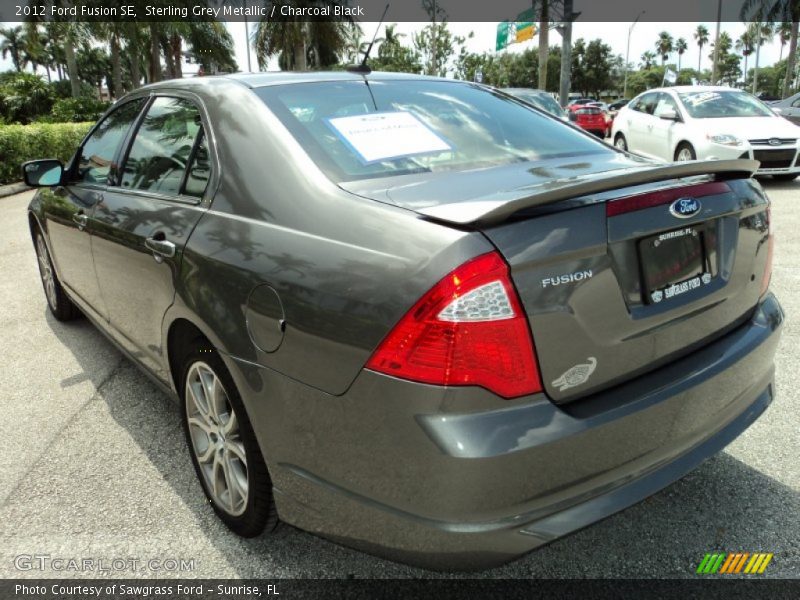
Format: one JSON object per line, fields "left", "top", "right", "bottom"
{"left": 655, "top": 31, "right": 674, "bottom": 66}
{"left": 675, "top": 37, "right": 688, "bottom": 72}
{"left": 736, "top": 29, "right": 755, "bottom": 84}
{"left": 641, "top": 51, "right": 656, "bottom": 70}
{"left": 0, "top": 26, "right": 28, "bottom": 72}
{"left": 749, "top": 22, "right": 774, "bottom": 93}
{"left": 740, "top": 0, "right": 800, "bottom": 98}
{"left": 254, "top": 18, "right": 350, "bottom": 71}
{"left": 778, "top": 21, "right": 792, "bottom": 60}
{"left": 694, "top": 24, "right": 710, "bottom": 72}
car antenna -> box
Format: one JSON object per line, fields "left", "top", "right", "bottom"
{"left": 347, "top": 4, "right": 389, "bottom": 74}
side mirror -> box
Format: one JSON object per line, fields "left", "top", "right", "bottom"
{"left": 22, "top": 159, "right": 64, "bottom": 187}
{"left": 658, "top": 109, "right": 680, "bottom": 122}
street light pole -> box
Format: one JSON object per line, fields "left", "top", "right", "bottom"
{"left": 622, "top": 10, "right": 645, "bottom": 99}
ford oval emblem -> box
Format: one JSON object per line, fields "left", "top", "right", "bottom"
{"left": 669, "top": 197, "right": 701, "bottom": 219}
{"left": 768, "top": 138, "right": 781, "bottom": 146}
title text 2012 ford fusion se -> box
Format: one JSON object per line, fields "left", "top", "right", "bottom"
{"left": 24, "top": 73, "right": 782, "bottom": 570}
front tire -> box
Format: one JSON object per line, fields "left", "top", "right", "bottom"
{"left": 34, "top": 230, "right": 81, "bottom": 321}
{"left": 180, "top": 345, "right": 277, "bottom": 537}
{"left": 675, "top": 143, "right": 696, "bottom": 162}
{"left": 614, "top": 133, "right": 628, "bottom": 151}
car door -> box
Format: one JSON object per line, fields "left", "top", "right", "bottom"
{"left": 645, "top": 92, "right": 682, "bottom": 160}
{"left": 628, "top": 92, "right": 661, "bottom": 157}
{"left": 90, "top": 95, "right": 215, "bottom": 380}
{"left": 623, "top": 93, "right": 654, "bottom": 154}
{"left": 43, "top": 98, "right": 147, "bottom": 319}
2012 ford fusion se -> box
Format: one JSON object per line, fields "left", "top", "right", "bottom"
{"left": 23, "top": 72, "right": 782, "bottom": 570}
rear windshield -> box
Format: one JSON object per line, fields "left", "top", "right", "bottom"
{"left": 256, "top": 80, "right": 611, "bottom": 182}
{"left": 677, "top": 91, "right": 774, "bottom": 118}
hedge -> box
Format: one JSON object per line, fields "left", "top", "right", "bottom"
{"left": 0, "top": 122, "right": 92, "bottom": 185}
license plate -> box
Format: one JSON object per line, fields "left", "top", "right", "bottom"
{"left": 639, "top": 226, "right": 712, "bottom": 304}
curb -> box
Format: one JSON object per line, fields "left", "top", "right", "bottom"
{"left": 0, "top": 182, "right": 30, "bottom": 198}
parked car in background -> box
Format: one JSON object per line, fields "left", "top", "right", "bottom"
{"left": 770, "top": 91, "right": 800, "bottom": 125}
{"left": 568, "top": 97, "right": 598, "bottom": 108}
{"left": 588, "top": 101, "right": 614, "bottom": 137}
{"left": 609, "top": 99, "right": 630, "bottom": 112}
{"left": 612, "top": 86, "right": 800, "bottom": 181}
{"left": 567, "top": 102, "right": 608, "bottom": 137}
{"left": 502, "top": 88, "right": 567, "bottom": 120}
{"left": 23, "top": 72, "right": 781, "bottom": 571}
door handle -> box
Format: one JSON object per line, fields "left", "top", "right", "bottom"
{"left": 72, "top": 212, "right": 88, "bottom": 230}
{"left": 145, "top": 237, "right": 176, "bottom": 263}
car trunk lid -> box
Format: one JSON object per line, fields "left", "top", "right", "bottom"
{"left": 343, "top": 157, "right": 769, "bottom": 403}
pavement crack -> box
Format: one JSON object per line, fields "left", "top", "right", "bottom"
{"left": 0, "top": 356, "right": 126, "bottom": 508}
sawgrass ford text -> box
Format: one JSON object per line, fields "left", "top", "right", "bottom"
{"left": 14, "top": 3, "right": 364, "bottom": 18}
{"left": 14, "top": 583, "right": 272, "bottom": 596}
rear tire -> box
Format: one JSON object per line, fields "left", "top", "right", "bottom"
{"left": 614, "top": 133, "right": 628, "bottom": 151}
{"left": 772, "top": 173, "right": 798, "bottom": 182}
{"left": 180, "top": 343, "right": 278, "bottom": 537}
{"left": 34, "top": 230, "right": 81, "bottom": 321}
{"left": 675, "top": 143, "right": 696, "bottom": 162}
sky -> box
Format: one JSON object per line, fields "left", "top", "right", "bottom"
{"left": 1, "top": 21, "right": 793, "bottom": 78}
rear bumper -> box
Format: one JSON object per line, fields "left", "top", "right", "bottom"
{"left": 233, "top": 294, "right": 783, "bottom": 571}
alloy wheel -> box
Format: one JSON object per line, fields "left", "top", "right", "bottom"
{"left": 677, "top": 148, "right": 694, "bottom": 161}
{"left": 185, "top": 361, "right": 249, "bottom": 517}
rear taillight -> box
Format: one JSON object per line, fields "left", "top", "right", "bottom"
{"left": 366, "top": 252, "right": 542, "bottom": 399}
{"left": 760, "top": 205, "right": 774, "bottom": 297}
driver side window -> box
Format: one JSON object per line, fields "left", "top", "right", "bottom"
{"left": 120, "top": 97, "right": 203, "bottom": 196}
{"left": 75, "top": 98, "right": 146, "bottom": 185}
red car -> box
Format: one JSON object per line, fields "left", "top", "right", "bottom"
{"left": 567, "top": 103, "right": 608, "bottom": 138}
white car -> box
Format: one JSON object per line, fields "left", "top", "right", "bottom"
{"left": 612, "top": 86, "right": 800, "bottom": 181}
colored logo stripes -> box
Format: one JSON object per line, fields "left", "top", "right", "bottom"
{"left": 696, "top": 552, "right": 773, "bottom": 574}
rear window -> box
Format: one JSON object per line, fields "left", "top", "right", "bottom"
{"left": 256, "top": 80, "right": 611, "bottom": 182}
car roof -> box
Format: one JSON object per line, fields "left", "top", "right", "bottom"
{"left": 644, "top": 86, "right": 744, "bottom": 95}
{"left": 135, "top": 70, "right": 450, "bottom": 92}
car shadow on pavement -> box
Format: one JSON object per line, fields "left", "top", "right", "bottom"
{"left": 43, "top": 310, "right": 799, "bottom": 579}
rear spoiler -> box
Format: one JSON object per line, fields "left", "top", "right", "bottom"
{"left": 415, "top": 159, "right": 759, "bottom": 228}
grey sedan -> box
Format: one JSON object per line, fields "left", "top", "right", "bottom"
{"left": 23, "top": 71, "right": 781, "bottom": 570}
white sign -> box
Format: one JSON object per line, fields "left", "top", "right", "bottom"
{"left": 326, "top": 111, "right": 451, "bottom": 163}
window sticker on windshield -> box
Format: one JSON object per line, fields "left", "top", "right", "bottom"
{"left": 326, "top": 111, "right": 451, "bottom": 163}
{"left": 684, "top": 92, "right": 720, "bottom": 106}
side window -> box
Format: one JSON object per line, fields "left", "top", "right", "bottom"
{"left": 120, "top": 97, "right": 204, "bottom": 196}
{"left": 791, "top": 98, "right": 800, "bottom": 108}
{"left": 654, "top": 93, "right": 679, "bottom": 117}
{"left": 75, "top": 99, "right": 145, "bottom": 185}
{"left": 629, "top": 95, "right": 646, "bottom": 113}
{"left": 640, "top": 93, "right": 658, "bottom": 115}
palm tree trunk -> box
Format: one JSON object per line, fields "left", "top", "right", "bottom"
{"left": 292, "top": 40, "right": 307, "bottom": 71}
{"left": 162, "top": 35, "right": 175, "bottom": 79}
{"left": 111, "top": 33, "right": 122, "bottom": 99}
{"left": 44, "top": 65, "right": 51, "bottom": 82}
{"left": 678, "top": 54, "right": 682, "bottom": 71}
{"left": 170, "top": 33, "right": 182, "bottom": 78}
{"left": 538, "top": 1, "right": 549, "bottom": 89}
{"left": 783, "top": 21, "right": 798, "bottom": 99}
{"left": 753, "top": 44, "right": 761, "bottom": 94}
{"left": 149, "top": 24, "right": 162, "bottom": 82}
{"left": 698, "top": 44, "right": 702, "bottom": 72}
{"left": 64, "top": 40, "right": 80, "bottom": 98}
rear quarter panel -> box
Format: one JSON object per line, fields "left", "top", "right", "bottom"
{"left": 169, "top": 80, "right": 493, "bottom": 395}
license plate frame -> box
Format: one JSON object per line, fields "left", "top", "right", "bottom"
{"left": 639, "top": 225, "right": 712, "bottom": 304}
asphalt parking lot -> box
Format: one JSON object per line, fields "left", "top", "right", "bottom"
{"left": 1, "top": 183, "right": 798, "bottom": 580}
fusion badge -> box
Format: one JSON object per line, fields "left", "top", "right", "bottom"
{"left": 541, "top": 269, "right": 593, "bottom": 288}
